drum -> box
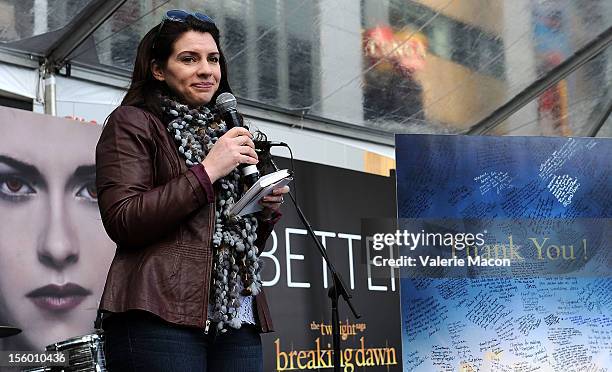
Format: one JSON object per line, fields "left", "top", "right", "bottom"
{"left": 22, "top": 332, "right": 106, "bottom": 372}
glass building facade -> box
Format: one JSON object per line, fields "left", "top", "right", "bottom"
{"left": 0, "top": 0, "right": 610, "bottom": 137}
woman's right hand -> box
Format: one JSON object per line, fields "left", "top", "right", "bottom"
{"left": 202, "top": 127, "right": 258, "bottom": 183}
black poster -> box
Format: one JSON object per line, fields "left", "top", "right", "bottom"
{"left": 259, "top": 157, "right": 401, "bottom": 372}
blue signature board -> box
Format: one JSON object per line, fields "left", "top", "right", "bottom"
{"left": 395, "top": 135, "right": 611, "bottom": 371}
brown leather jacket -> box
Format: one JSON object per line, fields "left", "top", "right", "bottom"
{"left": 96, "top": 105, "right": 274, "bottom": 332}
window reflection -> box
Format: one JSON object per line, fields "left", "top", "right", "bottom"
{"left": 1, "top": 0, "right": 609, "bottom": 136}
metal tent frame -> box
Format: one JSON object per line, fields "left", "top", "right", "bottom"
{"left": 0, "top": 2, "right": 609, "bottom": 137}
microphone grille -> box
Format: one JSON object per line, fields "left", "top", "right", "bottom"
{"left": 215, "top": 92, "right": 237, "bottom": 113}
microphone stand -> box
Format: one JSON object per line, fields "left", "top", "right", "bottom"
{"left": 267, "top": 156, "right": 360, "bottom": 372}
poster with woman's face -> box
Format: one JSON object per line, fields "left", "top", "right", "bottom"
{"left": 0, "top": 106, "right": 115, "bottom": 352}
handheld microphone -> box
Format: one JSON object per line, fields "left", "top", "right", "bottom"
{"left": 215, "top": 93, "right": 260, "bottom": 187}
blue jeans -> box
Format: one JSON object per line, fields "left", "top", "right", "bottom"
{"left": 102, "top": 311, "right": 263, "bottom": 372}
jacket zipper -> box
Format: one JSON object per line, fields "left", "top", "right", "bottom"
{"left": 202, "top": 203, "right": 215, "bottom": 334}
{"left": 156, "top": 116, "right": 214, "bottom": 334}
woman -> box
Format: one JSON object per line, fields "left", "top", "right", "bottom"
{"left": 0, "top": 107, "right": 115, "bottom": 351}
{"left": 96, "top": 10, "right": 288, "bottom": 372}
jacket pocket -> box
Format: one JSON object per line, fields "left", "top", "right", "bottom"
{"left": 134, "top": 252, "right": 180, "bottom": 303}
{"left": 144, "top": 253, "right": 180, "bottom": 279}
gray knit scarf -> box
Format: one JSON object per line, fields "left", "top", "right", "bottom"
{"left": 160, "top": 94, "right": 262, "bottom": 332}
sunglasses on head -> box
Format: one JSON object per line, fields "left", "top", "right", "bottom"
{"left": 163, "top": 9, "right": 215, "bottom": 24}
{"left": 152, "top": 9, "right": 215, "bottom": 50}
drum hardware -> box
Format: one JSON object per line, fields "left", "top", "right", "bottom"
{"left": 21, "top": 332, "right": 106, "bottom": 372}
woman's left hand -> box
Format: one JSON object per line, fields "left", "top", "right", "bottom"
{"left": 260, "top": 185, "right": 290, "bottom": 218}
